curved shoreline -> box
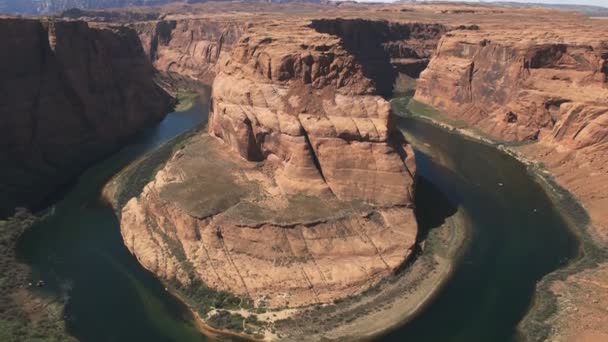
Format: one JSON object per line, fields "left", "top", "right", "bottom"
{"left": 103, "top": 124, "right": 470, "bottom": 341}
{"left": 392, "top": 98, "right": 602, "bottom": 342}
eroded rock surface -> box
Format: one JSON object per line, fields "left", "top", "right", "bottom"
{"left": 133, "top": 18, "right": 246, "bottom": 84}
{"left": 415, "top": 22, "right": 608, "bottom": 248}
{"left": 413, "top": 20, "right": 608, "bottom": 342}
{"left": 209, "top": 19, "right": 423, "bottom": 206}
{"left": 119, "top": 18, "right": 426, "bottom": 311}
{"left": 0, "top": 18, "right": 172, "bottom": 216}
{"left": 121, "top": 135, "right": 417, "bottom": 308}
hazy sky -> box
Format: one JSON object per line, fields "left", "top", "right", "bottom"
{"left": 347, "top": 0, "right": 608, "bottom": 7}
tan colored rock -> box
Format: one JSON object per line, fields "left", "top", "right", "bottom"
{"left": 132, "top": 18, "right": 245, "bottom": 83}
{"left": 120, "top": 135, "right": 417, "bottom": 308}
{"left": 414, "top": 25, "right": 608, "bottom": 240}
{"left": 209, "top": 20, "right": 419, "bottom": 206}
{"left": 412, "top": 18, "right": 608, "bottom": 342}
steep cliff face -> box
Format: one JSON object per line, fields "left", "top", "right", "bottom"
{"left": 119, "top": 134, "right": 417, "bottom": 309}
{"left": 209, "top": 19, "right": 429, "bottom": 206}
{"left": 415, "top": 28, "right": 608, "bottom": 238}
{"left": 416, "top": 29, "right": 608, "bottom": 144}
{"left": 132, "top": 18, "right": 246, "bottom": 84}
{"left": 0, "top": 18, "right": 173, "bottom": 216}
{"left": 414, "top": 25, "right": 608, "bottom": 342}
{"left": 310, "top": 19, "right": 447, "bottom": 96}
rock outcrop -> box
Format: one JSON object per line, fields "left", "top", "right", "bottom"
{"left": 209, "top": 19, "right": 425, "bottom": 206}
{"left": 413, "top": 22, "right": 608, "bottom": 342}
{"left": 416, "top": 28, "right": 608, "bottom": 144}
{"left": 118, "top": 19, "right": 425, "bottom": 311}
{"left": 0, "top": 18, "right": 173, "bottom": 217}
{"left": 120, "top": 134, "right": 417, "bottom": 309}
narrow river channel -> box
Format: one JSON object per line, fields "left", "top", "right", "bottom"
{"left": 17, "top": 97, "right": 212, "bottom": 342}
{"left": 16, "top": 94, "right": 580, "bottom": 342}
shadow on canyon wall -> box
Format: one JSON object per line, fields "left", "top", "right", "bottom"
{"left": 309, "top": 19, "right": 446, "bottom": 98}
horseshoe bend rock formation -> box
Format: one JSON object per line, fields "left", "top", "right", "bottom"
{"left": 119, "top": 19, "right": 421, "bottom": 310}
{"left": 0, "top": 18, "right": 173, "bottom": 217}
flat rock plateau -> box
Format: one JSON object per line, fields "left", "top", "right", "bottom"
{"left": 2, "top": 1, "right": 608, "bottom": 341}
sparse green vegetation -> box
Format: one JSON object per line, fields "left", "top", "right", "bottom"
{"left": 174, "top": 89, "right": 199, "bottom": 112}
{"left": 222, "top": 194, "right": 371, "bottom": 227}
{"left": 207, "top": 310, "right": 246, "bottom": 331}
{"left": 171, "top": 279, "right": 253, "bottom": 317}
{"left": 107, "top": 128, "right": 202, "bottom": 211}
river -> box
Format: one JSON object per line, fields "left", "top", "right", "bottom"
{"left": 16, "top": 97, "right": 211, "bottom": 342}
{"left": 16, "top": 95, "right": 580, "bottom": 342}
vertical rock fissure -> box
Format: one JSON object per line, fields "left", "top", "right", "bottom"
{"left": 300, "top": 128, "right": 336, "bottom": 197}
{"left": 217, "top": 231, "right": 252, "bottom": 297}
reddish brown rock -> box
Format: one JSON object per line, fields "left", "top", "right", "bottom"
{"left": 120, "top": 134, "right": 418, "bottom": 309}
{"left": 413, "top": 19, "right": 608, "bottom": 342}
{"left": 117, "top": 17, "right": 429, "bottom": 314}
{"left": 209, "top": 19, "right": 422, "bottom": 206}
{"left": 414, "top": 23, "right": 608, "bottom": 241}
{"left": 0, "top": 18, "right": 173, "bottom": 217}
{"left": 132, "top": 18, "right": 246, "bottom": 84}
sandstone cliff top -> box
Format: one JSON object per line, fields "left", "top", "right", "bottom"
{"left": 22, "top": 1, "right": 604, "bottom": 50}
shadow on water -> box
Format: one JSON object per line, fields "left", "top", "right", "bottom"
{"left": 377, "top": 114, "right": 580, "bottom": 342}
{"left": 413, "top": 176, "right": 458, "bottom": 244}
{"left": 16, "top": 95, "right": 212, "bottom": 342}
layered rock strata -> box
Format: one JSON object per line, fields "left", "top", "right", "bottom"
{"left": 414, "top": 24, "right": 608, "bottom": 243}
{"left": 121, "top": 135, "right": 417, "bottom": 308}
{"left": 209, "top": 19, "right": 423, "bottom": 206}
{"left": 132, "top": 18, "right": 246, "bottom": 84}
{"left": 0, "top": 18, "right": 173, "bottom": 216}
{"left": 120, "top": 19, "right": 421, "bottom": 309}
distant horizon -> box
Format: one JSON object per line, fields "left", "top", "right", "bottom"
{"left": 338, "top": 0, "right": 608, "bottom": 9}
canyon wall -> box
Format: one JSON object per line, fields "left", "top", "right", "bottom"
{"left": 415, "top": 28, "right": 608, "bottom": 145}
{"left": 311, "top": 19, "right": 447, "bottom": 95}
{"left": 415, "top": 27, "right": 608, "bottom": 238}
{"left": 0, "top": 18, "right": 173, "bottom": 217}
{"left": 414, "top": 25, "right": 608, "bottom": 341}
{"left": 132, "top": 18, "right": 246, "bottom": 84}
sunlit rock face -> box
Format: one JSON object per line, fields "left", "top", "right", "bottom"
{"left": 209, "top": 19, "right": 428, "bottom": 206}
{"left": 119, "top": 19, "right": 435, "bottom": 310}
